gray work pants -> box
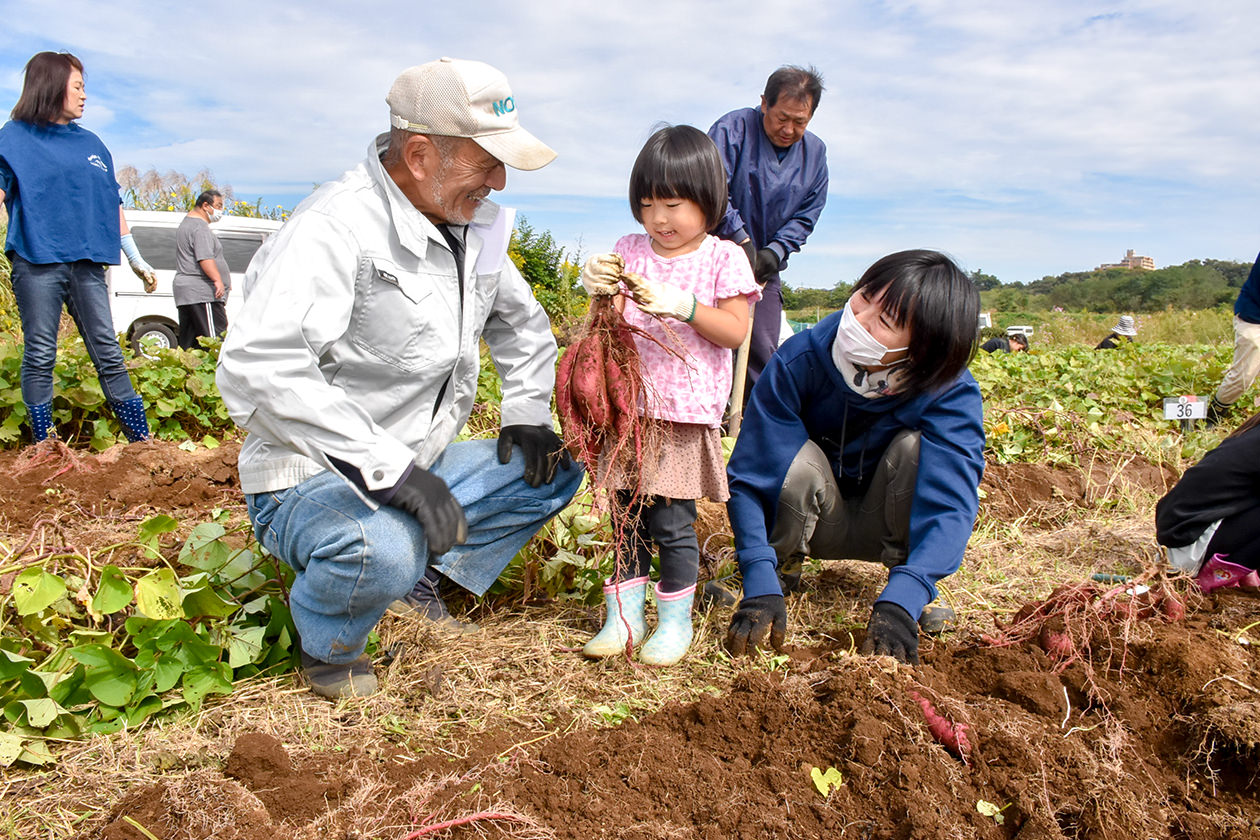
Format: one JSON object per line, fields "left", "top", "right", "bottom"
{"left": 770, "top": 431, "right": 920, "bottom": 571}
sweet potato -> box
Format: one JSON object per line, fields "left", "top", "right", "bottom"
{"left": 1038, "top": 626, "right": 1075, "bottom": 659}
{"left": 909, "top": 690, "right": 972, "bottom": 764}
{"left": 572, "top": 336, "right": 610, "bottom": 430}
{"left": 1158, "top": 592, "right": 1186, "bottom": 622}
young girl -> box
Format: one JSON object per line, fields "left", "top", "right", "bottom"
{"left": 579, "top": 124, "right": 760, "bottom": 665}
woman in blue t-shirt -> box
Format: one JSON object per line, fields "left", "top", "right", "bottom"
{"left": 0, "top": 51, "right": 158, "bottom": 443}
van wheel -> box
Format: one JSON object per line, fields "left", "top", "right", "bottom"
{"left": 130, "top": 321, "right": 177, "bottom": 357}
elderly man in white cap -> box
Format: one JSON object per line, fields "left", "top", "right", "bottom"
{"left": 217, "top": 58, "right": 581, "bottom": 699}
{"left": 1095, "top": 315, "right": 1137, "bottom": 350}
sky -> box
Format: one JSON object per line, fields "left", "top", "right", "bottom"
{"left": 2, "top": 0, "right": 1258, "bottom": 288}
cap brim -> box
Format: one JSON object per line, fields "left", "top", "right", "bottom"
{"left": 474, "top": 126, "right": 556, "bottom": 171}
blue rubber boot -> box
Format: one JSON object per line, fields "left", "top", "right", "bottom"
{"left": 640, "top": 582, "right": 696, "bottom": 666}
{"left": 583, "top": 576, "right": 649, "bottom": 659}
{"left": 110, "top": 396, "right": 151, "bottom": 442}
{"left": 26, "top": 402, "right": 54, "bottom": 443}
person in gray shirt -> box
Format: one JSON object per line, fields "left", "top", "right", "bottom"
{"left": 174, "top": 189, "right": 230, "bottom": 348}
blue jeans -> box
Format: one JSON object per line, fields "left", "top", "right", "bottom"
{"left": 10, "top": 256, "right": 139, "bottom": 406}
{"left": 246, "top": 439, "right": 583, "bottom": 663}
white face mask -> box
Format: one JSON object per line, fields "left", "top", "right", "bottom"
{"left": 833, "top": 297, "right": 908, "bottom": 369}
{"left": 208, "top": 205, "right": 224, "bottom": 223}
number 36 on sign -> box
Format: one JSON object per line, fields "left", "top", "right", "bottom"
{"left": 1163, "top": 395, "right": 1206, "bottom": 420}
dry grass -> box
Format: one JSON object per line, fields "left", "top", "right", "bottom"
{"left": 0, "top": 474, "right": 1173, "bottom": 840}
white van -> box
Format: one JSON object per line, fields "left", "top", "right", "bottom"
{"left": 108, "top": 210, "right": 283, "bottom": 352}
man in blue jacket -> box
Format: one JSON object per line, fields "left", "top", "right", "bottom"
{"left": 723, "top": 250, "right": 984, "bottom": 665}
{"left": 1208, "top": 252, "right": 1260, "bottom": 428}
{"left": 708, "top": 65, "right": 829, "bottom": 389}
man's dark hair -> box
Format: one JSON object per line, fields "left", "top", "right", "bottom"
{"left": 628, "top": 124, "right": 728, "bottom": 232}
{"left": 195, "top": 189, "right": 223, "bottom": 209}
{"left": 12, "top": 52, "right": 84, "bottom": 125}
{"left": 763, "top": 65, "right": 824, "bottom": 114}
{"left": 851, "top": 249, "right": 980, "bottom": 395}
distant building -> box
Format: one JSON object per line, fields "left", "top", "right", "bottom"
{"left": 1097, "top": 249, "right": 1155, "bottom": 271}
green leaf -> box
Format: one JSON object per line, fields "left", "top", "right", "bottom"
{"left": 137, "top": 514, "right": 180, "bottom": 550}
{"left": 12, "top": 567, "right": 67, "bottom": 615}
{"left": 69, "top": 645, "right": 138, "bottom": 707}
{"left": 125, "top": 695, "right": 165, "bottom": 728}
{"left": 180, "top": 580, "right": 237, "bottom": 619}
{"left": 810, "top": 765, "right": 844, "bottom": 797}
{"left": 19, "top": 697, "right": 66, "bottom": 728}
{"left": 0, "top": 732, "right": 27, "bottom": 767}
{"left": 977, "top": 800, "right": 1006, "bottom": 825}
{"left": 182, "top": 663, "right": 233, "bottom": 708}
{"left": 179, "top": 523, "right": 231, "bottom": 572}
{"left": 92, "top": 565, "right": 134, "bottom": 614}
{"left": 227, "top": 626, "right": 267, "bottom": 669}
{"left": 0, "top": 649, "right": 34, "bottom": 681}
{"left": 17, "top": 739, "right": 55, "bottom": 766}
{"left": 18, "top": 669, "right": 51, "bottom": 699}
{"left": 135, "top": 568, "right": 185, "bottom": 619}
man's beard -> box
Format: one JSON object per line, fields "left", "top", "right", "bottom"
{"left": 429, "top": 156, "right": 489, "bottom": 225}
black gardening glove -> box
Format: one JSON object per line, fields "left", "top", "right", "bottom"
{"left": 497, "top": 424, "right": 572, "bottom": 488}
{"left": 753, "top": 248, "right": 779, "bottom": 284}
{"left": 725, "top": 594, "right": 787, "bottom": 656}
{"left": 385, "top": 465, "right": 468, "bottom": 556}
{"left": 740, "top": 239, "right": 757, "bottom": 270}
{"left": 861, "top": 601, "right": 920, "bottom": 665}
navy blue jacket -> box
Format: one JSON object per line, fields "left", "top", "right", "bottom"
{"left": 0, "top": 120, "right": 122, "bottom": 265}
{"left": 1235, "top": 252, "right": 1260, "bottom": 325}
{"left": 727, "top": 312, "right": 986, "bottom": 620}
{"left": 707, "top": 106, "right": 828, "bottom": 269}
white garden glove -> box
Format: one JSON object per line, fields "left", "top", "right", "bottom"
{"left": 121, "top": 233, "right": 158, "bottom": 293}
{"left": 625, "top": 273, "right": 697, "bottom": 322}
{"left": 581, "top": 253, "right": 623, "bottom": 296}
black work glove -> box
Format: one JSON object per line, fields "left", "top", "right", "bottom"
{"left": 497, "top": 424, "right": 572, "bottom": 488}
{"left": 385, "top": 465, "right": 468, "bottom": 556}
{"left": 725, "top": 594, "right": 787, "bottom": 656}
{"left": 861, "top": 601, "right": 920, "bottom": 665}
{"left": 740, "top": 239, "right": 757, "bottom": 270}
{"left": 753, "top": 248, "right": 779, "bottom": 284}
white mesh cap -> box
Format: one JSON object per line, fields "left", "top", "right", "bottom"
{"left": 386, "top": 57, "right": 556, "bottom": 171}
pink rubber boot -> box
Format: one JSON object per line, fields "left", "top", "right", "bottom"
{"left": 1196, "top": 554, "right": 1259, "bottom": 594}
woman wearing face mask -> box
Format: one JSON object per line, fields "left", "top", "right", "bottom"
{"left": 721, "top": 249, "right": 983, "bottom": 666}
{"left": 0, "top": 51, "right": 158, "bottom": 443}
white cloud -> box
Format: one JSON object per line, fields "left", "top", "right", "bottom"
{"left": 2, "top": 0, "right": 1257, "bottom": 285}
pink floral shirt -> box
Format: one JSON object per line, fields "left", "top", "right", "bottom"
{"left": 615, "top": 233, "right": 761, "bottom": 427}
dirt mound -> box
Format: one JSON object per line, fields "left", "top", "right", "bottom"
{"left": 0, "top": 438, "right": 241, "bottom": 535}
{"left": 94, "top": 588, "right": 1260, "bottom": 839}
{"left": 982, "top": 454, "right": 1179, "bottom": 522}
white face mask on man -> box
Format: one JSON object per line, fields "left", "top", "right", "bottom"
{"left": 208, "top": 205, "right": 225, "bottom": 223}
{"left": 832, "top": 297, "right": 908, "bottom": 369}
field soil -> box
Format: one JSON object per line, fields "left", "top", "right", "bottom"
{"left": 2, "top": 440, "right": 1259, "bottom": 840}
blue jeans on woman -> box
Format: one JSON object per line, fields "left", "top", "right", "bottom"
{"left": 246, "top": 439, "right": 583, "bottom": 664}
{"left": 10, "top": 256, "right": 140, "bottom": 406}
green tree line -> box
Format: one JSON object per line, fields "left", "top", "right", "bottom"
{"left": 989, "top": 259, "right": 1252, "bottom": 313}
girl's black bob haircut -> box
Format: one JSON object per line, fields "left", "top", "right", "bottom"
{"left": 628, "top": 124, "right": 728, "bottom": 232}
{"left": 12, "top": 52, "right": 83, "bottom": 126}
{"left": 852, "top": 249, "right": 980, "bottom": 395}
